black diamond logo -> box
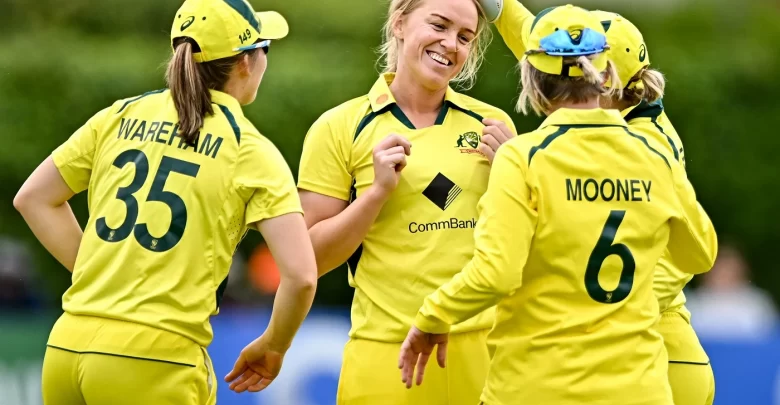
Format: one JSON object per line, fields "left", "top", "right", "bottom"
{"left": 423, "top": 173, "right": 462, "bottom": 211}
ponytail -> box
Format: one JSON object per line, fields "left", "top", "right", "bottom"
{"left": 517, "top": 55, "right": 620, "bottom": 116}
{"left": 622, "top": 68, "right": 666, "bottom": 105}
{"left": 165, "top": 38, "right": 258, "bottom": 145}
{"left": 166, "top": 40, "right": 213, "bottom": 145}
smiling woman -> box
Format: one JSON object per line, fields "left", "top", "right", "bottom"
{"left": 379, "top": 0, "right": 492, "bottom": 90}
{"left": 296, "top": 0, "right": 518, "bottom": 403}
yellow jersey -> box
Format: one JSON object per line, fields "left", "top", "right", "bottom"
{"left": 624, "top": 99, "right": 695, "bottom": 319}
{"left": 415, "top": 108, "right": 718, "bottom": 405}
{"left": 494, "top": 0, "right": 702, "bottom": 323}
{"left": 298, "top": 73, "right": 516, "bottom": 342}
{"left": 48, "top": 89, "right": 301, "bottom": 365}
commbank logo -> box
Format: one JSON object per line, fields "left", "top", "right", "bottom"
{"left": 423, "top": 173, "right": 462, "bottom": 210}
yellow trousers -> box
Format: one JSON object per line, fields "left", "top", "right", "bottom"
{"left": 656, "top": 311, "right": 715, "bottom": 405}
{"left": 337, "top": 329, "right": 490, "bottom": 405}
{"left": 42, "top": 345, "right": 216, "bottom": 405}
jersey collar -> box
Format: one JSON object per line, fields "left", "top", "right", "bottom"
{"left": 368, "top": 73, "right": 470, "bottom": 113}
{"left": 539, "top": 108, "right": 627, "bottom": 129}
{"left": 209, "top": 90, "right": 245, "bottom": 118}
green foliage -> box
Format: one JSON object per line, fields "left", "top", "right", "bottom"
{"left": 2, "top": 0, "right": 779, "bottom": 306}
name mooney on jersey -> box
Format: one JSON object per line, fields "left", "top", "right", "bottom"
{"left": 117, "top": 118, "right": 224, "bottom": 159}
{"left": 566, "top": 178, "right": 652, "bottom": 202}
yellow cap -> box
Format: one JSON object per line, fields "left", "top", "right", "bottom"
{"left": 591, "top": 11, "right": 649, "bottom": 90}
{"left": 171, "top": 0, "right": 289, "bottom": 63}
{"left": 522, "top": 4, "right": 609, "bottom": 77}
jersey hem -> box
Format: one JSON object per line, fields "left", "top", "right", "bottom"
{"left": 51, "top": 150, "right": 93, "bottom": 193}
{"left": 245, "top": 204, "right": 304, "bottom": 226}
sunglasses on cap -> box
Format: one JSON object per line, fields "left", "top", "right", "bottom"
{"left": 234, "top": 39, "right": 271, "bottom": 54}
{"left": 525, "top": 28, "right": 608, "bottom": 57}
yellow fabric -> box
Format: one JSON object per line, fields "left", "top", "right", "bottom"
{"left": 623, "top": 101, "right": 696, "bottom": 317}
{"left": 522, "top": 4, "right": 609, "bottom": 76}
{"left": 416, "top": 107, "right": 718, "bottom": 405}
{"left": 658, "top": 312, "right": 714, "bottom": 405}
{"left": 337, "top": 330, "right": 489, "bottom": 405}
{"left": 591, "top": 10, "right": 651, "bottom": 89}
{"left": 42, "top": 344, "right": 215, "bottom": 405}
{"left": 298, "top": 73, "right": 516, "bottom": 342}
{"left": 494, "top": 0, "right": 535, "bottom": 61}
{"left": 494, "top": 4, "right": 702, "bottom": 322}
{"left": 50, "top": 89, "right": 301, "bottom": 355}
{"left": 171, "top": 0, "right": 289, "bottom": 62}
{"left": 668, "top": 363, "right": 716, "bottom": 405}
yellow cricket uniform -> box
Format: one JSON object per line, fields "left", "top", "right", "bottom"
{"left": 494, "top": 4, "right": 717, "bottom": 402}
{"left": 298, "top": 73, "right": 516, "bottom": 405}
{"left": 415, "top": 108, "right": 718, "bottom": 405}
{"left": 625, "top": 100, "right": 715, "bottom": 405}
{"left": 43, "top": 88, "right": 301, "bottom": 404}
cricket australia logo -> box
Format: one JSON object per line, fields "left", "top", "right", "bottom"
{"left": 455, "top": 131, "right": 481, "bottom": 155}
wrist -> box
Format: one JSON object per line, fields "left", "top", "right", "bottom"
{"left": 365, "top": 184, "right": 392, "bottom": 205}
{"left": 260, "top": 332, "right": 291, "bottom": 353}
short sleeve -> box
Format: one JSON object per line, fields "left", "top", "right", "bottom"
{"left": 52, "top": 107, "right": 110, "bottom": 193}
{"left": 234, "top": 135, "right": 303, "bottom": 226}
{"left": 297, "top": 113, "right": 353, "bottom": 201}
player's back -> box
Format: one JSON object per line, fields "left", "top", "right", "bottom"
{"left": 53, "top": 89, "right": 277, "bottom": 349}
{"left": 488, "top": 108, "right": 677, "bottom": 404}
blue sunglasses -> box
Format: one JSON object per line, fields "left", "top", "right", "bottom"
{"left": 526, "top": 28, "right": 608, "bottom": 57}
{"left": 234, "top": 39, "right": 271, "bottom": 54}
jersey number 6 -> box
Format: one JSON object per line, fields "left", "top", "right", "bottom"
{"left": 584, "top": 210, "right": 636, "bottom": 304}
{"left": 96, "top": 149, "right": 200, "bottom": 253}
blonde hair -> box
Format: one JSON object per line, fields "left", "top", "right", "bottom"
{"left": 622, "top": 67, "right": 666, "bottom": 105}
{"left": 518, "top": 55, "right": 622, "bottom": 116}
{"left": 165, "top": 38, "right": 258, "bottom": 144}
{"left": 378, "top": 0, "right": 492, "bottom": 90}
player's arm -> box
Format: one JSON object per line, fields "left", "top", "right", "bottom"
{"left": 481, "top": 0, "right": 536, "bottom": 61}
{"left": 298, "top": 114, "right": 410, "bottom": 276}
{"left": 14, "top": 157, "right": 81, "bottom": 272}
{"left": 301, "top": 185, "right": 392, "bottom": 277}
{"left": 253, "top": 212, "right": 317, "bottom": 351}
{"left": 13, "top": 107, "right": 107, "bottom": 272}
{"left": 226, "top": 137, "right": 318, "bottom": 393}
{"left": 415, "top": 144, "right": 537, "bottom": 333}
{"left": 648, "top": 122, "right": 694, "bottom": 309}
{"left": 666, "top": 164, "right": 718, "bottom": 275}
{"left": 653, "top": 259, "right": 693, "bottom": 312}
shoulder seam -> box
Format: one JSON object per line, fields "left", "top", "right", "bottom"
{"left": 215, "top": 104, "right": 241, "bottom": 145}
{"left": 528, "top": 126, "right": 574, "bottom": 165}
{"left": 116, "top": 89, "right": 167, "bottom": 114}
{"left": 622, "top": 127, "right": 671, "bottom": 169}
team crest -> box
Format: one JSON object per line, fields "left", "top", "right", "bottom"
{"left": 456, "top": 131, "right": 481, "bottom": 155}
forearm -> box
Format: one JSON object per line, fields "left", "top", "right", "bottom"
{"left": 263, "top": 275, "right": 316, "bottom": 351}
{"left": 495, "top": 0, "right": 535, "bottom": 61}
{"left": 415, "top": 261, "right": 506, "bottom": 333}
{"left": 17, "top": 202, "right": 82, "bottom": 272}
{"left": 309, "top": 187, "right": 387, "bottom": 276}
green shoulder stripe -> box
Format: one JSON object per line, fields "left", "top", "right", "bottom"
{"left": 216, "top": 104, "right": 241, "bottom": 145}
{"left": 117, "top": 89, "right": 167, "bottom": 113}
{"left": 623, "top": 127, "right": 671, "bottom": 169}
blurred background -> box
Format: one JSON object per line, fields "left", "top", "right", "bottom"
{"left": 1, "top": 0, "right": 779, "bottom": 404}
